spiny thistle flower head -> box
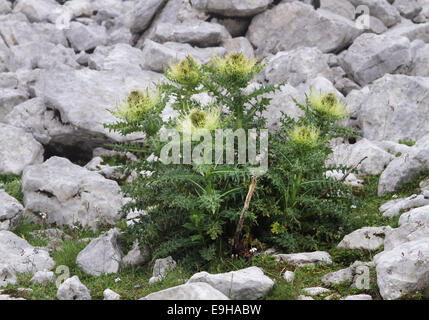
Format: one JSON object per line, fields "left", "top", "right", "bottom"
{"left": 289, "top": 125, "right": 320, "bottom": 148}
{"left": 211, "top": 53, "right": 262, "bottom": 85}
{"left": 176, "top": 107, "right": 221, "bottom": 135}
{"left": 165, "top": 55, "right": 201, "bottom": 86}
{"left": 309, "top": 89, "right": 347, "bottom": 118}
{"left": 113, "top": 88, "right": 161, "bottom": 122}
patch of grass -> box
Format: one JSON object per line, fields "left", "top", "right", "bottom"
{"left": 0, "top": 174, "right": 23, "bottom": 203}
{"left": 13, "top": 218, "right": 48, "bottom": 247}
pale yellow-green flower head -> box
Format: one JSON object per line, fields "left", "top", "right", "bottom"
{"left": 165, "top": 55, "right": 201, "bottom": 86}
{"left": 176, "top": 107, "right": 221, "bottom": 135}
{"left": 211, "top": 52, "right": 261, "bottom": 84}
{"left": 309, "top": 89, "right": 347, "bottom": 118}
{"left": 289, "top": 125, "right": 320, "bottom": 148}
{"left": 113, "top": 88, "right": 161, "bottom": 122}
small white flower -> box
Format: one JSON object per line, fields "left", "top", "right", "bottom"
{"left": 115, "top": 278, "right": 121, "bottom": 283}
{"left": 249, "top": 248, "right": 257, "bottom": 254}
{"left": 350, "top": 205, "right": 357, "bottom": 209}
{"left": 392, "top": 194, "right": 398, "bottom": 199}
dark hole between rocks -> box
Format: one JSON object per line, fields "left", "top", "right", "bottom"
{"left": 44, "top": 143, "right": 93, "bottom": 166}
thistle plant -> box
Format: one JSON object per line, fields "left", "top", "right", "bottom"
{"left": 105, "top": 53, "right": 358, "bottom": 266}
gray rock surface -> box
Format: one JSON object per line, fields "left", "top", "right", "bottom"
{"left": 262, "top": 47, "right": 332, "bottom": 86}
{"left": 0, "top": 230, "right": 55, "bottom": 274}
{"left": 0, "top": 190, "right": 24, "bottom": 231}
{"left": 247, "top": 2, "right": 362, "bottom": 56}
{"left": 273, "top": 251, "right": 332, "bottom": 267}
{"left": 143, "top": 282, "right": 230, "bottom": 300}
{"left": 187, "top": 266, "right": 274, "bottom": 300}
{"left": 338, "top": 226, "right": 392, "bottom": 251}
{"left": 23, "top": 157, "right": 126, "bottom": 230}
{"left": 152, "top": 21, "right": 231, "bottom": 47}
{"left": 149, "top": 256, "right": 177, "bottom": 283}
{"left": 378, "top": 134, "right": 429, "bottom": 195}
{"left": 76, "top": 228, "right": 123, "bottom": 276}
{"left": 340, "top": 33, "right": 411, "bottom": 86}
{"left": 57, "top": 276, "right": 91, "bottom": 300}
{"left": 350, "top": 75, "right": 429, "bottom": 143}
{"left": 327, "top": 139, "right": 395, "bottom": 176}
{"left": 192, "top": 0, "right": 273, "bottom": 17}
{"left": 0, "top": 123, "right": 43, "bottom": 175}
{"left": 375, "top": 239, "right": 429, "bottom": 300}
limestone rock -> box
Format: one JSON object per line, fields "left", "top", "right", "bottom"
{"left": 375, "top": 239, "right": 429, "bottom": 300}
{"left": 0, "top": 190, "right": 24, "bottom": 231}
{"left": 273, "top": 251, "right": 332, "bottom": 267}
{"left": 247, "top": 2, "right": 362, "bottom": 56}
{"left": 76, "top": 228, "right": 123, "bottom": 276}
{"left": 338, "top": 226, "right": 392, "bottom": 251}
{"left": 57, "top": 276, "right": 91, "bottom": 300}
{"left": 22, "top": 157, "right": 126, "bottom": 230}
{"left": 192, "top": 0, "right": 273, "bottom": 17}
{"left": 0, "top": 123, "right": 43, "bottom": 175}
{"left": 143, "top": 282, "right": 230, "bottom": 300}
{"left": 340, "top": 33, "right": 411, "bottom": 86}
{"left": 187, "top": 266, "right": 274, "bottom": 300}
{"left": 0, "top": 230, "right": 55, "bottom": 274}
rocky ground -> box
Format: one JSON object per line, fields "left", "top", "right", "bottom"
{"left": 1, "top": 0, "right": 429, "bottom": 300}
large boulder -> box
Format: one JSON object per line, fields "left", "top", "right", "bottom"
{"left": 273, "top": 251, "right": 332, "bottom": 267}
{"left": 378, "top": 134, "right": 429, "bottom": 195}
{"left": 22, "top": 157, "right": 127, "bottom": 230}
{"left": 247, "top": 2, "right": 362, "bottom": 56}
{"left": 0, "top": 190, "right": 24, "bottom": 231}
{"left": 261, "top": 47, "right": 332, "bottom": 86}
{"left": 350, "top": 75, "right": 429, "bottom": 143}
{"left": 33, "top": 68, "right": 164, "bottom": 156}
{"left": 192, "top": 0, "right": 272, "bottom": 17}
{"left": 327, "top": 139, "right": 395, "bottom": 176}
{"left": 152, "top": 21, "right": 231, "bottom": 47}
{"left": 0, "top": 123, "right": 43, "bottom": 175}
{"left": 143, "top": 282, "right": 230, "bottom": 300}
{"left": 348, "top": 0, "right": 401, "bottom": 27}
{"left": 0, "top": 230, "right": 55, "bottom": 274}
{"left": 340, "top": 33, "right": 411, "bottom": 86}
{"left": 375, "top": 239, "right": 429, "bottom": 300}
{"left": 65, "top": 21, "right": 108, "bottom": 52}
{"left": 187, "top": 267, "right": 274, "bottom": 300}
{"left": 337, "top": 226, "right": 392, "bottom": 251}
{"left": 87, "top": 43, "right": 144, "bottom": 73}
{"left": 127, "top": 0, "right": 166, "bottom": 33}
{"left": 76, "top": 228, "right": 123, "bottom": 276}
